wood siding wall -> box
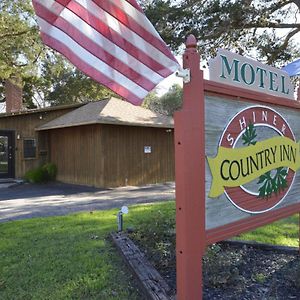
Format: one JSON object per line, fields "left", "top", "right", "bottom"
{"left": 49, "top": 124, "right": 174, "bottom": 187}
{"left": 0, "top": 106, "right": 80, "bottom": 177}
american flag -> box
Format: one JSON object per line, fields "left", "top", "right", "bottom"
{"left": 32, "top": 0, "right": 180, "bottom": 105}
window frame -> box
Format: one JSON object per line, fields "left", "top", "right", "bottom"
{"left": 23, "top": 138, "right": 37, "bottom": 159}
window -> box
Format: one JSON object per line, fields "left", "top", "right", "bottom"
{"left": 23, "top": 139, "right": 36, "bottom": 159}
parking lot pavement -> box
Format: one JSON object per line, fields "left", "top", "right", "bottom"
{"left": 0, "top": 182, "right": 175, "bottom": 223}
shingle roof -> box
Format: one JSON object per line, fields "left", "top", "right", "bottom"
{"left": 36, "top": 97, "right": 173, "bottom": 130}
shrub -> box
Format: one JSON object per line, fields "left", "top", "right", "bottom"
{"left": 42, "top": 163, "right": 57, "bottom": 181}
{"left": 24, "top": 163, "right": 57, "bottom": 183}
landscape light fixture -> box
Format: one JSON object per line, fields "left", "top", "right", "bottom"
{"left": 117, "top": 206, "right": 129, "bottom": 232}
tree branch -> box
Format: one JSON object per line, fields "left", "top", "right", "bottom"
{"left": 267, "top": 27, "right": 300, "bottom": 64}
{"left": 199, "top": 21, "right": 299, "bottom": 41}
{"left": 244, "top": 23, "right": 300, "bottom": 29}
{"left": 269, "top": 0, "right": 295, "bottom": 14}
{"left": 12, "top": 61, "right": 28, "bottom": 68}
{"left": 32, "top": 49, "right": 43, "bottom": 65}
{"left": 0, "top": 29, "right": 32, "bottom": 40}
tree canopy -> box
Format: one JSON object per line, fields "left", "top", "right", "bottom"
{"left": 142, "top": 0, "right": 300, "bottom": 67}
{"left": 0, "top": 0, "right": 112, "bottom": 108}
{"left": 0, "top": 0, "right": 40, "bottom": 80}
{"left": 0, "top": 0, "right": 299, "bottom": 110}
{"left": 143, "top": 84, "right": 183, "bottom": 116}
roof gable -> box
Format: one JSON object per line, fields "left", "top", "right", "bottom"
{"left": 37, "top": 97, "right": 173, "bottom": 130}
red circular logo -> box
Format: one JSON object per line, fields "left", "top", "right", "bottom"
{"left": 219, "top": 106, "right": 295, "bottom": 214}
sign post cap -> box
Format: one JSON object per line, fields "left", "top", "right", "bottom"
{"left": 186, "top": 34, "right": 197, "bottom": 48}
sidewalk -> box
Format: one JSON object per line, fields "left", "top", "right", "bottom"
{"left": 0, "top": 182, "right": 175, "bottom": 223}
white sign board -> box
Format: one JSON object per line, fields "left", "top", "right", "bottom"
{"left": 144, "top": 146, "right": 152, "bottom": 154}
{"left": 204, "top": 95, "right": 300, "bottom": 230}
{"left": 209, "top": 49, "right": 295, "bottom": 100}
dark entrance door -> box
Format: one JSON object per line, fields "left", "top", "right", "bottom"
{"left": 0, "top": 131, "right": 15, "bottom": 178}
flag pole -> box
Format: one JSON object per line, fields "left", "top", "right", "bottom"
{"left": 175, "top": 35, "right": 206, "bottom": 300}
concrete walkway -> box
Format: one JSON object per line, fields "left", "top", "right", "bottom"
{"left": 0, "top": 182, "right": 175, "bottom": 223}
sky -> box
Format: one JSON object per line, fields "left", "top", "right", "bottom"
{"left": 155, "top": 53, "right": 215, "bottom": 96}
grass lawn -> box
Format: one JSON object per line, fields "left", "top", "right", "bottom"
{"left": 0, "top": 208, "right": 144, "bottom": 300}
{"left": 128, "top": 201, "right": 299, "bottom": 248}
{"left": 0, "top": 201, "right": 298, "bottom": 300}
{"left": 235, "top": 213, "right": 299, "bottom": 247}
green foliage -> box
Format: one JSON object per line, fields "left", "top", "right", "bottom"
{"left": 143, "top": 84, "right": 182, "bottom": 116}
{"left": 142, "top": 0, "right": 300, "bottom": 66}
{"left": 0, "top": 0, "right": 45, "bottom": 107}
{"left": 24, "top": 162, "right": 57, "bottom": 183}
{"left": 44, "top": 69, "right": 115, "bottom": 106}
{"left": 129, "top": 202, "right": 176, "bottom": 267}
{"left": 1, "top": 1, "right": 299, "bottom": 108}
{"left": 0, "top": 0, "right": 41, "bottom": 80}
{"left": 254, "top": 273, "right": 267, "bottom": 284}
{"left": 42, "top": 162, "right": 58, "bottom": 181}
{"left": 203, "top": 244, "right": 243, "bottom": 288}
{"left": 24, "top": 166, "right": 46, "bottom": 183}
{"left": 0, "top": 1, "right": 114, "bottom": 109}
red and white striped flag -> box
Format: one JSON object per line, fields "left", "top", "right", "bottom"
{"left": 32, "top": 0, "right": 179, "bottom": 105}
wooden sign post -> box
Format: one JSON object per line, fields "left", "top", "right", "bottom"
{"left": 175, "top": 35, "right": 300, "bottom": 300}
{"left": 175, "top": 35, "right": 205, "bottom": 300}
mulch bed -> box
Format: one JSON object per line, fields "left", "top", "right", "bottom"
{"left": 159, "top": 242, "right": 300, "bottom": 300}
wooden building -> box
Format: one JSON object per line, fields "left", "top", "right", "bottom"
{"left": 0, "top": 97, "right": 174, "bottom": 187}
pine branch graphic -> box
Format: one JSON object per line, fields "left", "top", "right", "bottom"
{"left": 242, "top": 122, "right": 257, "bottom": 146}
{"left": 257, "top": 168, "right": 288, "bottom": 198}
{"left": 241, "top": 122, "right": 288, "bottom": 199}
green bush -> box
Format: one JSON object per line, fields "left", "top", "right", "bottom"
{"left": 42, "top": 163, "right": 57, "bottom": 181}
{"left": 24, "top": 163, "right": 57, "bottom": 183}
